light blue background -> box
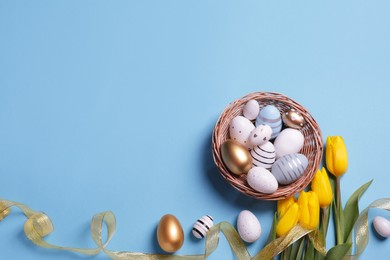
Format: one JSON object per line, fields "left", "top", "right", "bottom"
{"left": 1, "top": 0, "right": 389, "bottom": 259}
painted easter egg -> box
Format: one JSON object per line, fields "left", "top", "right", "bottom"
{"left": 248, "top": 124, "right": 272, "bottom": 148}
{"left": 255, "top": 105, "right": 282, "bottom": 139}
{"left": 250, "top": 141, "right": 275, "bottom": 169}
{"left": 243, "top": 100, "right": 260, "bottom": 120}
{"left": 247, "top": 167, "right": 278, "bottom": 194}
{"left": 271, "top": 153, "right": 308, "bottom": 185}
{"left": 221, "top": 140, "right": 252, "bottom": 175}
{"left": 157, "top": 214, "right": 184, "bottom": 253}
{"left": 373, "top": 216, "right": 390, "bottom": 238}
{"left": 230, "top": 116, "right": 255, "bottom": 148}
{"left": 274, "top": 128, "right": 304, "bottom": 159}
{"left": 282, "top": 108, "right": 306, "bottom": 129}
{"left": 192, "top": 215, "right": 214, "bottom": 239}
{"left": 237, "top": 210, "right": 261, "bottom": 243}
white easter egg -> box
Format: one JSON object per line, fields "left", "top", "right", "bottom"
{"left": 272, "top": 153, "right": 308, "bottom": 185}
{"left": 243, "top": 100, "right": 260, "bottom": 120}
{"left": 373, "top": 216, "right": 390, "bottom": 237}
{"left": 248, "top": 124, "right": 272, "bottom": 148}
{"left": 250, "top": 141, "right": 276, "bottom": 169}
{"left": 274, "top": 128, "right": 304, "bottom": 158}
{"left": 247, "top": 167, "right": 278, "bottom": 194}
{"left": 237, "top": 210, "right": 261, "bottom": 243}
{"left": 229, "top": 116, "right": 255, "bottom": 148}
{"left": 192, "top": 215, "right": 214, "bottom": 239}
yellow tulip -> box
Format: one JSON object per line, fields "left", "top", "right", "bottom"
{"left": 298, "top": 191, "right": 310, "bottom": 225}
{"left": 276, "top": 202, "right": 300, "bottom": 237}
{"left": 308, "top": 192, "right": 320, "bottom": 228}
{"left": 326, "top": 136, "right": 348, "bottom": 177}
{"left": 277, "top": 196, "right": 296, "bottom": 218}
{"left": 297, "top": 191, "right": 320, "bottom": 229}
{"left": 311, "top": 167, "right": 333, "bottom": 208}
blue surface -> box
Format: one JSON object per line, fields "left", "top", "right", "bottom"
{"left": 1, "top": 0, "right": 390, "bottom": 259}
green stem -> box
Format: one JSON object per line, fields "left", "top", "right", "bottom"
{"left": 335, "top": 177, "right": 343, "bottom": 245}
{"left": 320, "top": 207, "right": 329, "bottom": 246}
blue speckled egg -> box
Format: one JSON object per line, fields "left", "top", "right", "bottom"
{"left": 255, "top": 105, "right": 282, "bottom": 139}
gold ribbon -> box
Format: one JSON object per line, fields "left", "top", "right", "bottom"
{"left": 253, "top": 225, "right": 325, "bottom": 260}
{"left": 0, "top": 198, "right": 328, "bottom": 259}
{"left": 344, "top": 198, "right": 390, "bottom": 260}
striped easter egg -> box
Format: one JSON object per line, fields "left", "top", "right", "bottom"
{"left": 255, "top": 105, "right": 282, "bottom": 139}
{"left": 192, "top": 215, "right": 214, "bottom": 239}
{"left": 250, "top": 141, "right": 276, "bottom": 169}
{"left": 271, "top": 153, "right": 308, "bottom": 185}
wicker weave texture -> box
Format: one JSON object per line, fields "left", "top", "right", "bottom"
{"left": 212, "top": 92, "right": 323, "bottom": 200}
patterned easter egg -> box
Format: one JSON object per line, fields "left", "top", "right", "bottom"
{"left": 237, "top": 210, "right": 262, "bottom": 243}
{"left": 230, "top": 116, "right": 255, "bottom": 148}
{"left": 271, "top": 153, "right": 308, "bottom": 185}
{"left": 282, "top": 108, "right": 306, "bottom": 129}
{"left": 192, "top": 215, "right": 214, "bottom": 239}
{"left": 255, "top": 105, "right": 282, "bottom": 139}
{"left": 248, "top": 124, "right": 272, "bottom": 148}
{"left": 247, "top": 167, "right": 278, "bottom": 194}
{"left": 250, "top": 141, "right": 276, "bottom": 169}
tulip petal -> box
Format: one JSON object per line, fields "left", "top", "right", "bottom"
{"left": 298, "top": 192, "right": 310, "bottom": 227}
{"left": 312, "top": 168, "right": 333, "bottom": 208}
{"left": 278, "top": 197, "right": 295, "bottom": 218}
{"left": 326, "top": 137, "right": 335, "bottom": 175}
{"left": 308, "top": 192, "right": 320, "bottom": 228}
{"left": 276, "top": 203, "right": 299, "bottom": 237}
{"left": 333, "top": 136, "right": 348, "bottom": 176}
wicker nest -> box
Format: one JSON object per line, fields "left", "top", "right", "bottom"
{"left": 212, "top": 92, "right": 323, "bottom": 200}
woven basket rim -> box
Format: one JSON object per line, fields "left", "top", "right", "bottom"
{"left": 212, "top": 92, "right": 323, "bottom": 201}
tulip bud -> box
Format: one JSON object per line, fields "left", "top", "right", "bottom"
{"left": 326, "top": 136, "right": 348, "bottom": 177}
{"left": 311, "top": 167, "right": 333, "bottom": 208}
{"left": 277, "top": 196, "right": 296, "bottom": 218}
{"left": 276, "top": 202, "right": 299, "bottom": 237}
{"left": 297, "top": 191, "right": 320, "bottom": 229}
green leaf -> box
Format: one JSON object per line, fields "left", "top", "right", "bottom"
{"left": 282, "top": 246, "right": 291, "bottom": 260}
{"left": 267, "top": 212, "right": 278, "bottom": 244}
{"left": 315, "top": 251, "right": 326, "bottom": 260}
{"left": 326, "top": 243, "right": 352, "bottom": 260}
{"left": 290, "top": 238, "right": 304, "bottom": 260}
{"left": 343, "top": 180, "right": 373, "bottom": 243}
{"left": 304, "top": 238, "right": 315, "bottom": 260}
{"left": 296, "top": 238, "right": 306, "bottom": 260}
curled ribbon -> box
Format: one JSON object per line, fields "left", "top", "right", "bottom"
{"left": 345, "top": 198, "right": 390, "bottom": 260}
{"left": 12, "top": 198, "right": 390, "bottom": 259}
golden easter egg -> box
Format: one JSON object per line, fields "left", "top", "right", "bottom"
{"left": 282, "top": 109, "right": 306, "bottom": 129}
{"left": 157, "top": 214, "right": 184, "bottom": 253}
{"left": 221, "top": 140, "right": 252, "bottom": 175}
